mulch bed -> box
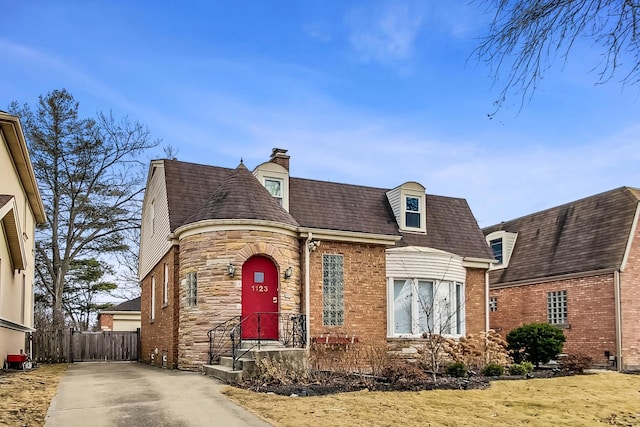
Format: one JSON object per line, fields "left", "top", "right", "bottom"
{"left": 238, "top": 369, "right": 572, "bottom": 396}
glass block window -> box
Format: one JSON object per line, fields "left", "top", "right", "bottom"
{"left": 186, "top": 272, "right": 197, "bottom": 307}
{"left": 405, "top": 196, "right": 420, "bottom": 228}
{"left": 547, "top": 290, "right": 567, "bottom": 324}
{"left": 489, "top": 297, "right": 498, "bottom": 312}
{"left": 490, "top": 238, "right": 503, "bottom": 264}
{"left": 322, "top": 254, "right": 344, "bottom": 326}
{"left": 265, "top": 178, "right": 283, "bottom": 206}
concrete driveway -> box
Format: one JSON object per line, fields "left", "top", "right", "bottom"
{"left": 45, "top": 362, "right": 271, "bottom": 427}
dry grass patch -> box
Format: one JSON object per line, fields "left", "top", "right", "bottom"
{"left": 224, "top": 371, "right": 640, "bottom": 426}
{"left": 0, "top": 364, "right": 67, "bottom": 427}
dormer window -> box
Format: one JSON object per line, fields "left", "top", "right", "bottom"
{"left": 405, "top": 196, "right": 421, "bottom": 228}
{"left": 386, "top": 181, "right": 427, "bottom": 233}
{"left": 490, "top": 238, "right": 503, "bottom": 264}
{"left": 485, "top": 231, "right": 517, "bottom": 269}
{"left": 264, "top": 178, "right": 283, "bottom": 206}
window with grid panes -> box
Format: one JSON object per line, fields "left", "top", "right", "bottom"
{"left": 489, "top": 297, "right": 498, "bottom": 312}
{"left": 186, "top": 272, "right": 197, "bottom": 306}
{"left": 322, "top": 254, "right": 344, "bottom": 326}
{"left": 547, "top": 290, "right": 567, "bottom": 324}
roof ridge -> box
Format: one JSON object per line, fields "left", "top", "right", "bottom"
{"left": 484, "top": 186, "right": 634, "bottom": 230}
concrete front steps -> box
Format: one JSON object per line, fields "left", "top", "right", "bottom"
{"left": 203, "top": 341, "right": 306, "bottom": 384}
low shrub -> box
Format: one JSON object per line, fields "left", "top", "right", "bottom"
{"left": 382, "top": 361, "right": 428, "bottom": 383}
{"left": 508, "top": 361, "right": 534, "bottom": 375}
{"left": 561, "top": 353, "right": 593, "bottom": 374}
{"left": 482, "top": 363, "right": 504, "bottom": 377}
{"left": 507, "top": 323, "right": 566, "bottom": 366}
{"left": 446, "top": 361, "right": 468, "bottom": 378}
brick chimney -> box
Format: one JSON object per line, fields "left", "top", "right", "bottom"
{"left": 270, "top": 148, "right": 290, "bottom": 171}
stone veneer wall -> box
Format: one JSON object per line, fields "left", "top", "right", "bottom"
{"left": 178, "top": 228, "right": 300, "bottom": 371}
{"left": 489, "top": 273, "right": 617, "bottom": 367}
{"left": 307, "top": 241, "right": 387, "bottom": 345}
{"left": 621, "top": 215, "right": 640, "bottom": 370}
{"left": 140, "top": 246, "right": 180, "bottom": 368}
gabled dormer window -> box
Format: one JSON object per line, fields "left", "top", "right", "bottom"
{"left": 264, "top": 178, "right": 283, "bottom": 206}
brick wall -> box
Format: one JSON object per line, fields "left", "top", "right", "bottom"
{"left": 307, "top": 241, "right": 387, "bottom": 344}
{"left": 621, "top": 214, "right": 640, "bottom": 369}
{"left": 98, "top": 314, "right": 113, "bottom": 331}
{"left": 140, "top": 246, "right": 180, "bottom": 369}
{"left": 489, "top": 273, "right": 616, "bottom": 366}
{"left": 465, "top": 268, "right": 487, "bottom": 335}
{"left": 178, "top": 229, "right": 300, "bottom": 371}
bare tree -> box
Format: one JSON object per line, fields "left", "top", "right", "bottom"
{"left": 9, "top": 89, "right": 159, "bottom": 328}
{"left": 475, "top": 1, "right": 640, "bottom": 110}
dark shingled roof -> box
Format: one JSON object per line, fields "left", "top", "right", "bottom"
{"left": 0, "top": 194, "right": 14, "bottom": 208}
{"left": 399, "top": 194, "right": 494, "bottom": 259}
{"left": 483, "top": 187, "right": 640, "bottom": 286}
{"left": 289, "top": 178, "right": 399, "bottom": 235}
{"left": 161, "top": 159, "right": 491, "bottom": 259}
{"left": 107, "top": 297, "right": 141, "bottom": 312}
{"left": 163, "top": 160, "right": 231, "bottom": 232}
{"left": 183, "top": 162, "right": 299, "bottom": 227}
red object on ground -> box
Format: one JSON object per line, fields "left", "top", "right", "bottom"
{"left": 6, "top": 354, "right": 27, "bottom": 363}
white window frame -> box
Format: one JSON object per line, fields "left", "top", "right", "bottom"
{"left": 151, "top": 276, "right": 156, "bottom": 321}
{"left": 264, "top": 177, "right": 283, "bottom": 206}
{"left": 163, "top": 263, "right": 169, "bottom": 305}
{"left": 400, "top": 191, "right": 426, "bottom": 232}
{"left": 388, "top": 278, "right": 465, "bottom": 338}
{"left": 490, "top": 238, "right": 503, "bottom": 265}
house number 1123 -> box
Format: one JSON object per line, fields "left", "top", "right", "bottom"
{"left": 252, "top": 285, "right": 269, "bottom": 292}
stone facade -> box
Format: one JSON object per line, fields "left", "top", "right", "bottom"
{"left": 621, "top": 219, "right": 640, "bottom": 369}
{"left": 490, "top": 273, "right": 617, "bottom": 367}
{"left": 307, "top": 241, "right": 388, "bottom": 344}
{"left": 177, "top": 228, "right": 301, "bottom": 371}
{"left": 140, "top": 246, "right": 180, "bottom": 369}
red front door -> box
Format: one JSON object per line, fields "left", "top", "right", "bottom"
{"left": 241, "top": 256, "right": 279, "bottom": 340}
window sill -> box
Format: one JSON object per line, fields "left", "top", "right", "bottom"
{"left": 551, "top": 323, "right": 571, "bottom": 329}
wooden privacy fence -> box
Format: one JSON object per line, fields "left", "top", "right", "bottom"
{"left": 32, "top": 329, "right": 139, "bottom": 363}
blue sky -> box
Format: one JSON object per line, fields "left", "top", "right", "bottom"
{"left": 2, "top": 1, "right": 639, "bottom": 227}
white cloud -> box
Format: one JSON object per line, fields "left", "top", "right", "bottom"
{"left": 346, "top": 2, "right": 425, "bottom": 66}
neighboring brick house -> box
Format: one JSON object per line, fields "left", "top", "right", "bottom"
{"left": 139, "top": 148, "right": 493, "bottom": 370}
{"left": 484, "top": 187, "right": 640, "bottom": 370}
{"left": 0, "top": 111, "right": 46, "bottom": 363}
{"left": 98, "top": 297, "right": 141, "bottom": 331}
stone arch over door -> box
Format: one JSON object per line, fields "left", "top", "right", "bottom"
{"left": 241, "top": 255, "right": 279, "bottom": 340}
{"left": 235, "top": 242, "right": 286, "bottom": 275}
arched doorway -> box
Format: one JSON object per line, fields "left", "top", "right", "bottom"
{"left": 241, "top": 256, "right": 279, "bottom": 340}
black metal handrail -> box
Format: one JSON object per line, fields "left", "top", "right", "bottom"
{"left": 207, "top": 313, "right": 306, "bottom": 370}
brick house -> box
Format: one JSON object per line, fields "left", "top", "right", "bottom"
{"left": 139, "top": 148, "right": 493, "bottom": 370}
{"left": 484, "top": 187, "right": 640, "bottom": 370}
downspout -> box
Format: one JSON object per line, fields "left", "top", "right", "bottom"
{"left": 305, "top": 233, "right": 312, "bottom": 349}
{"left": 614, "top": 270, "right": 623, "bottom": 371}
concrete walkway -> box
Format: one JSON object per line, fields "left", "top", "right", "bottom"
{"left": 45, "top": 362, "right": 271, "bottom": 427}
